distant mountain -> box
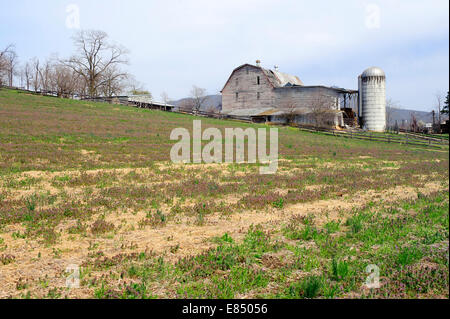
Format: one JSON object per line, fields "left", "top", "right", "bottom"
{"left": 170, "top": 95, "right": 222, "bottom": 111}
{"left": 387, "top": 107, "right": 444, "bottom": 126}
{"left": 170, "top": 94, "right": 443, "bottom": 125}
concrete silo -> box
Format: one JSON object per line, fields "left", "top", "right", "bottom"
{"left": 359, "top": 67, "right": 386, "bottom": 132}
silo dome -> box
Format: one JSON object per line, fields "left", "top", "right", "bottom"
{"left": 362, "top": 67, "right": 385, "bottom": 78}
{"left": 359, "top": 66, "right": 386, "bottom": 132}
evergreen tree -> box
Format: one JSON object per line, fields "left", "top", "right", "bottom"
{"left": 442, "top": 91, "right": 449, "bottom": 114}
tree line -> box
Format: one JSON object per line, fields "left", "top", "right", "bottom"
{"left": 0, "top": 30, "right": 149, "bottom": 98}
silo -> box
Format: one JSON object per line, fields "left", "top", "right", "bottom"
{"left": 358, "top": 75, "right": 362, "bottom": 121}
{"left": 360, "top": 67, "right": 386, "bottom": 132}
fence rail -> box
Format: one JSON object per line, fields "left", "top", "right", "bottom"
{"left": 399, "top": 130, "right": 448, "bottom": 143}
{"left": 0, "top": 85, "right": 79, "bottom": 98}
{"left": 174, "top": 107, "right": 254, "bottom": 123}
{"left": 172, "top": 108, "right": 448, "bottom": 148}
{"left": 298, "top": 125, "right": 449, "bottom": 148}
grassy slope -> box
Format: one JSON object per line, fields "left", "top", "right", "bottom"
{"left": 0, "top": 88, "right": 448, "bottom": 299}
{"left": 1, "top": 88, "right": 447, "bottom": 174}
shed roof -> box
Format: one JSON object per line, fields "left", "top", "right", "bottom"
{"left": 222, "top": 107, "right": 343, "bottom": 118}
{"left": 128, "top": 95, "right": 175, "bottom": 107}
{"left": 221, "top": 107, "right": 275, "bottom": 117}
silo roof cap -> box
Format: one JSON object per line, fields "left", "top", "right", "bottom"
{"left": 362, "top": 67, "right": 385, "bottom": 78}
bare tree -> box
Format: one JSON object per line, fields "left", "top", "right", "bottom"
{"left": 160, "top": 91, "right": 170, "bottom": 104}
{"left": 51, "top": 63, "right": 80, "bottom": 97}
{"left": 0, "top": 46, "right": 12, "bottom": 83}
{"left": 385, "top": 98, "right": 400, "bottom": 130}
{"left": 0, "top": 45, "right": 13, "bottom": 85}
{"left": 21, "top": 62, "right": 32, "bottom": 90}
{"left": 97, "top": 65, "right": 129, "bottom": 97}
{"left": 281, "top": 98, "right": 300, "bottom": 125}
{"left": 190, "top": 85, "right": 207, "bottom": 112}
{"left": 30, "top": 57, "right": 41, "bottom": 91}
{"left": 410, "top": 113, "right": 419, "bottom": 132}
{"left": 64, "top": 30, "right": 129, "bottom": 97}
{"left": 0, "top": 45, "right": 18, "bottom": 86}
{"left": 73, "top": 75, "right": 88, "bottom": 98}
{"left": 125, "top": 76, "right": 150, "bottom": 96}
{"left": 310, "top": 91, "right": 333, "bottom": 128}
{"left": 39, "top": 58, "right": 53, "bottom": 92}
{"left": 435, "top": 91, "right": 444, "bottom": 125}
{"left": 7, "top": 51, "right": 18, "bottom": 87}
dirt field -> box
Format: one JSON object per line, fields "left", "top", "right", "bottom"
{"left": 0, "top": 89, "right": 448, "bottom": 299}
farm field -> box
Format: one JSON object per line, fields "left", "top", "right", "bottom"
{"left": 0, "top": 88, "right": 448, "bottom": 299}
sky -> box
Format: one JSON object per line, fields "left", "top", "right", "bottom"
{"left": 1, "top": 0, "right": 448, "bottom": 111}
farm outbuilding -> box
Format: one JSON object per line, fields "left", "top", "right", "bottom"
{"left": 220, "top": 61, "right": 359, "bottom": 128}
{"left": 82, "top": 95, "right": 175, "bottom": 111}
{"left": 358, "top": 67, "right": 387, "bottom": 132}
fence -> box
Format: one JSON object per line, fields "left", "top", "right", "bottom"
{"left": 173, "top": 107, "right": 448, "bottom": 148}
{"left": 174, "top": 107, "right": 254, "bottom": 123}
{"left": 297, "top": 124, "right": 449, "bottom": 148}
{"left": 167, "top": 107, "right": 448, "bottom": 149}
{"left": 0, "top": 85, "right": 76, "bottom": 98}
{"left": 398, "top": 130, "right": 448, "bottom": 143}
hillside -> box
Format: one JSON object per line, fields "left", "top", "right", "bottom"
{"left": 0, "top": 88, "right": 448, "bottom": 299}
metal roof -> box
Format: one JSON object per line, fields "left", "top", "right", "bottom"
{"left": 221, "top": 63, "right": 305, "bottom": 92}
{"left": 274, "top": 85, "right": 358, "bottom": 94}
{"left": 128, "top": 95, "right": 153, "bottom": 103}
{"left": 221, "top": 63, "right": 358, "bottom": 93}
{"left": 361, "top": 67, "right": 385, "bottom": 78}
{"left": 260, "top": 67, "right": 304, "bottom": 87}
{"left": 270, "top": 70, "right": 304, "bottom": 86}
{"left": 128, "top": 95, "right": 174, "bottom": 107}
{"left": 221, "top": 107, "right": 276, "bottom": 117}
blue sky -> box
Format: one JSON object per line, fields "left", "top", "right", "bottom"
{"left": 1, "top": 0, "right": 448, "bottom": 111}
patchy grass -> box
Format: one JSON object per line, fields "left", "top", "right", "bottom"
{"left": 82, "top": 191, "right": 449, "bottom": 299}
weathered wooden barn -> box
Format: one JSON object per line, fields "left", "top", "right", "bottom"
{"left": 220, "top": 61, "right": 358, "bottom": 127}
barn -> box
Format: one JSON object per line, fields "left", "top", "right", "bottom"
{"left": 220, "top": 61, "right": 358, "bottom": 127}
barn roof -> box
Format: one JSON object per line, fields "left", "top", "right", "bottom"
{"left": 266, "top": 69, "right": 304, "bottom": 87}
{"left": 220, "top": 63, "right": 304, "bottom": 92}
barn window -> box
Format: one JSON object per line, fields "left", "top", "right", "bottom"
{"left": 235, "top": 92, "right": 239, "bottom": 101}
{"left": 236, "top": 78, "right": 239, "bottom": 86}
{"left": 257, "top": 76, "right": 260, "bottom": 85}
{"left": 246, "top": 68, "right": 249, "bottom": 75}
{"left": 257, "top": 92, "right": 260, "bottom": 100}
